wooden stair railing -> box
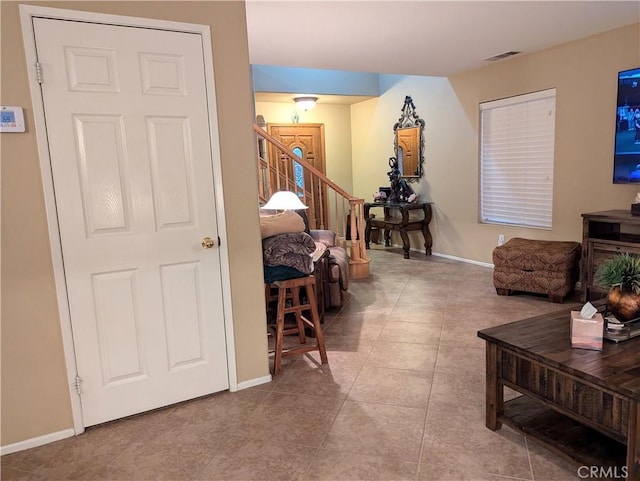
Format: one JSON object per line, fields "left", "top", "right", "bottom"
{"left": 254, "top": 124, "right": 370, "bottom": 279}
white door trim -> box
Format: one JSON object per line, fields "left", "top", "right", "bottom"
{"left": 19, "top": 4, "right": 238, "bottom": 436}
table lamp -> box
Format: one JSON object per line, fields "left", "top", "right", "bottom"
{"left": 261, "top": 191, "right": 310, "bottom": 233}
{"left": 261, "top": 191, "right": 308, "bottom": 211}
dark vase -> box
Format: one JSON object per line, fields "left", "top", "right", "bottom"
{"left": 607, "top": 286, "right": 640, "bottom": 322}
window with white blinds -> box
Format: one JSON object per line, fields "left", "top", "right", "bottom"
{"left": 480, "top": 89, "right": 556, "bottom": 229}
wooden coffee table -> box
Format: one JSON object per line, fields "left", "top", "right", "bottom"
{"left": 478, "top": 303, "right": 640, "bottom": 480}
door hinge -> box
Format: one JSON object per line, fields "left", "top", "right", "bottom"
{"left": 74, "top": 374, "right": 83, "bottom": 395}
{"left": 218, "top": 236, "right": 221, "bottom": 247}
{"left": 35, "top": 61, "right": 43, "bottom": 84}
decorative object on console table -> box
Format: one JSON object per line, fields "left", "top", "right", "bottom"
{"left": 386, "top": 157, "right": 401, "bottom": 203}
{"left": 595, "top": 252, "right": 640, "bottom": 322}
{"left": 398, "top": 179, "right": 416, "bottom": 203}
{"left": 373, "top": 191, "right": 387, "bottom": 202}
{"left": 385, "top": 165, "right": 417, "bottom": 203}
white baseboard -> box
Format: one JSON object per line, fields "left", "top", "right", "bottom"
{"left": 384, "top": 244, "right": 494, "bottom": 269}
{"left": 235, "top": 374, "right": 272, "bottom": 391}
{"left": 431, "top": 251, "right": 494, "bottom": 269}
{"left": 1, "top": 428, "right": 75, "bottom": 455}
{"left": 380, "top": 242, "right": 495, "bottom": 269}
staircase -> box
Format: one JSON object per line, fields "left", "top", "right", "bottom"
{"left": 254, "top": 124, "right": 370, "bottom": 279}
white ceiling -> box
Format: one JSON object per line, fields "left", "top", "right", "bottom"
{"left": 245, "top": 1, "right": 640, "bottom": 78}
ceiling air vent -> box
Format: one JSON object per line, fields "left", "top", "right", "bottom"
{"left": 483, "top": 51, "right": 521, "bottom": 62}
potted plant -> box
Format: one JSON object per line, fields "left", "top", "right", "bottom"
{"left": 595, "top": 252, "right": 640, "bottom": 321}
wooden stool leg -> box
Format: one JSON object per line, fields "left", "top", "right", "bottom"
{"left": 264, "top": 283, "right": 272, "bottom": 321}
{"left": 291, "top": 286, "right": 306, "bottom": 344}
{"left": 274, "top": 285, "right": 287, "bottom": 375}
{"left": 306, "top": 282, "right": 328, "bottom": 365}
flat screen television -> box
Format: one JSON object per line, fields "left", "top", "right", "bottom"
{"left": 613, "top": 67, "right": 640, "bottom": 183}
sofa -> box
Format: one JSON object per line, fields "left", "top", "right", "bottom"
{"left": 310, "top": 230, "right": 349, "bottom": 309}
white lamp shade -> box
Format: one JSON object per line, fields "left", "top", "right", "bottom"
{"left": 261, "top": 191, "right": 308, "bottom": 210}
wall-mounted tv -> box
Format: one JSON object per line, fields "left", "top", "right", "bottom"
{"left": 613, "top": 67, "right": 640, "bottom": 183}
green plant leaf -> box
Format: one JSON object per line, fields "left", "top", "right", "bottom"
{"left": 595, "top": 253, "right": 640, "bottom": 295}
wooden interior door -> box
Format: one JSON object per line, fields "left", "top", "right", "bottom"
{"left": 266, "top": 124, "right": 328, "bottom": 228}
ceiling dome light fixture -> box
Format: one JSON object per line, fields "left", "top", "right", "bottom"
{"left": 294, "top": 96, "right": 318, "bottom": 111}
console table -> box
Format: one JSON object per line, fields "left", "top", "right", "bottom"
{"left": 478, "top": 303, "right": 640, "bottom": 480}
{"left": 364, "top": 201, "right": 433, "bottom": 259}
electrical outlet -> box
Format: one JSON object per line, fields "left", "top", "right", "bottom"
{"left": 498, "top": 234, "right": 505, "bottom": 246}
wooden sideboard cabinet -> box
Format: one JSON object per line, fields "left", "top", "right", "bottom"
{"left": 581, "top": 210, "right": 640, "bottom": 302}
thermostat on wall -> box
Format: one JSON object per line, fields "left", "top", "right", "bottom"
{"left": 1, "top": 106, "right": 25, "bottom": 133}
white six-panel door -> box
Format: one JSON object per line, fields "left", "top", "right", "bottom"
{"left": 32, "top": 17, "right": 229, "bottom": 426}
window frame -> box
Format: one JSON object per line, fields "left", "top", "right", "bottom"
{"left": 479, "top": 88, "right": 557, "bottom": 230}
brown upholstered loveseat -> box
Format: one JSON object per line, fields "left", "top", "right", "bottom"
{"left": 310, "top": 230, "right": 349, "bottom": 309}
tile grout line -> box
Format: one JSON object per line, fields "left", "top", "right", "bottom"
{"left": 524, "top": 436, "right": 536, "bottom": 481}
{"left": 414, "top": 287, "right": 449, "bottom": 478}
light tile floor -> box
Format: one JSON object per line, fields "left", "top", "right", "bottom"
{"left": 1, "top": 247, "right": 584, "bottom": 480}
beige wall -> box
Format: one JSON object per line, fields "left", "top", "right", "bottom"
{"left": 1, "top": 1, "right": 268, "bottom": 447}
{"left": 352, "top": 23, "right": 640, "bottom": 263}
{"left": 255, "top": 101, "right": 354, "bottom": 192}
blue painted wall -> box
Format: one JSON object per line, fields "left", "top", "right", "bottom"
{"left": 252, "top": 65, "right": 381, "bottom": 96}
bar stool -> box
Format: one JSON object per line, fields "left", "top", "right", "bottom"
{"left": 264, "top": 275, "right": 328, "bottom": 375}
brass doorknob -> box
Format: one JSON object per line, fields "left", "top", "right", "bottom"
{"left": 201, "top": 237, "right": 215, "bottom": 249}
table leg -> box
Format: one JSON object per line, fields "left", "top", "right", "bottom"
{"left": 365, "top": 218, "right": 371, "bottom": 249}
{"left": 364, "top": 204, "right": 372, "bottom": 249}
{"left": 400, "top": 228, "right": 410, "bottom": 259}
{"left": 628, "top": 401, "right": 639, "bottom": 481}
{"left": 422, "top": 204, "right": 433, "bottom": 255}
{"left": 384, "top": 229, "right": 391, "bottom": 247}
{"left": 485, "top": 342, "right": 503, "bottom": 430}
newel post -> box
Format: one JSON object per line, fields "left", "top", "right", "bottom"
{"left": 348, "top": 199, "right": 370, "bottom": 279}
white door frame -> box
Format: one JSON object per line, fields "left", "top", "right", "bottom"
{"left": 19, "top": 4, "right": 238, "bottom": 436}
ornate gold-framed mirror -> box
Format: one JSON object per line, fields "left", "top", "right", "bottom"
{"left": 393, "top": 96, "right": 425, "bottom": 181}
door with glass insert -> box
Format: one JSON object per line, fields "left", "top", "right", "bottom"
{"left": 266, "top": 123, "right": 328, "bottom": 228}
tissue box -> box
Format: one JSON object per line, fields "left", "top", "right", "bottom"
{"left": 570, "top": 311, "right": 604, "bottom": 351}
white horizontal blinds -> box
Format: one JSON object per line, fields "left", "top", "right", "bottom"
{"left": 480, "top": 89, "right": 556, "bottom": 229}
